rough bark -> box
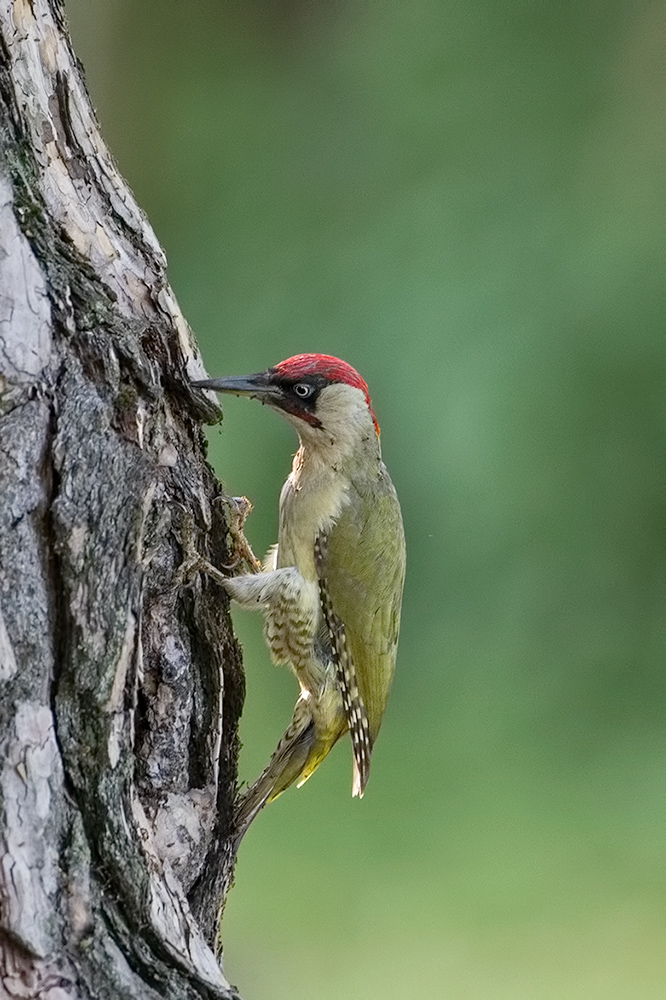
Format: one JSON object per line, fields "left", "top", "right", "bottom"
{"left": 0, "top": 2, "right": 244, "bottom": 996}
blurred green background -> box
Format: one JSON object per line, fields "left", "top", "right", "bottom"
{"left": 66, "top": 2, "right": 666, "bottom": 997}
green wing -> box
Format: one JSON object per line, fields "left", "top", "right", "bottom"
{"left": 324, "top": 463, "right": 406, "bottom": 742}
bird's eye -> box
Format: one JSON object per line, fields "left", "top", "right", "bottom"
{"left": 293, "top": 383, "right": 313, "bottom": 398}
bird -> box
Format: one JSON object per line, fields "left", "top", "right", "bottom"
{"left": 192, "top": 354, "right": 405, "bottom": 838}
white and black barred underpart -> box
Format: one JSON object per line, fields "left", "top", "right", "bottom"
{"left": 314, "top": 533, "right": 372, "bottom": 796}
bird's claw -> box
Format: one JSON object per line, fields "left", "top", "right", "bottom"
{"left": 220, "top": 496, "right": 262, "bottom": 574}
{"left": 174, "top": 513, "right": 230, "bottom": 590}
{"left": 175, "top": 497, "right": 261, "bottom": 590}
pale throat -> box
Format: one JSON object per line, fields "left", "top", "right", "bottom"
{"left": 291, "top": 383, "right": 381, "bottom": 473}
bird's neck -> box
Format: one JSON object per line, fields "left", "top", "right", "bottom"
{"left": 294, "top": 426, "right": 381, "bottom": 479}
{"left": 279, "top": 428, "right": 380, "bottom": 579}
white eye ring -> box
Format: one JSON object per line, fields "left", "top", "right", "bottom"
{"left": 293, "top": 383, "right": 313, "bottom": 398}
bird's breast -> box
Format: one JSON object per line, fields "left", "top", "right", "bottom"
{"left": 277, "top": 464, "right": 350, "bottom": 580}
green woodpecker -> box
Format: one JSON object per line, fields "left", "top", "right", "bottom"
{"left": 193, "top": 354, "right": 405, "bottom": 835}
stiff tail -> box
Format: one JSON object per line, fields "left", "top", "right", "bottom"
{"left": 233, "top": 702, "right": 316, "bottom": 846}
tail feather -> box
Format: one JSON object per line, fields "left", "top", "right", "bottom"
{"left": 233, "top": 707, "right": 315, "bottom": 845}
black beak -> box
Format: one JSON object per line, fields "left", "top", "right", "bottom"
{"left": 192, "top": 372, "right": 280, "bottom": 404}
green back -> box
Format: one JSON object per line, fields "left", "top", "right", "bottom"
{"left": 325, "top": 464, "right": 406, "bottom": 742}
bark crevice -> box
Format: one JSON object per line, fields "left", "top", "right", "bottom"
{"left": 0, "top": 2, "right": 244, "bottom": 996}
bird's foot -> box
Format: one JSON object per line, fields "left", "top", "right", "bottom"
{"left": 217, "top": 495, "right": 262, "bottom": 574}
{"left": 174, "top": 512, "right": 230, "bottom": 590}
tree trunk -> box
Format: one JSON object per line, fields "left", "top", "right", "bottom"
{"left": 0, "top": 1, "right": 244, "bottom": 996}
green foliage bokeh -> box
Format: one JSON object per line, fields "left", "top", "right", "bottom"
{"left": 66, "top": 2, "right": 666, "bottom": 997}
